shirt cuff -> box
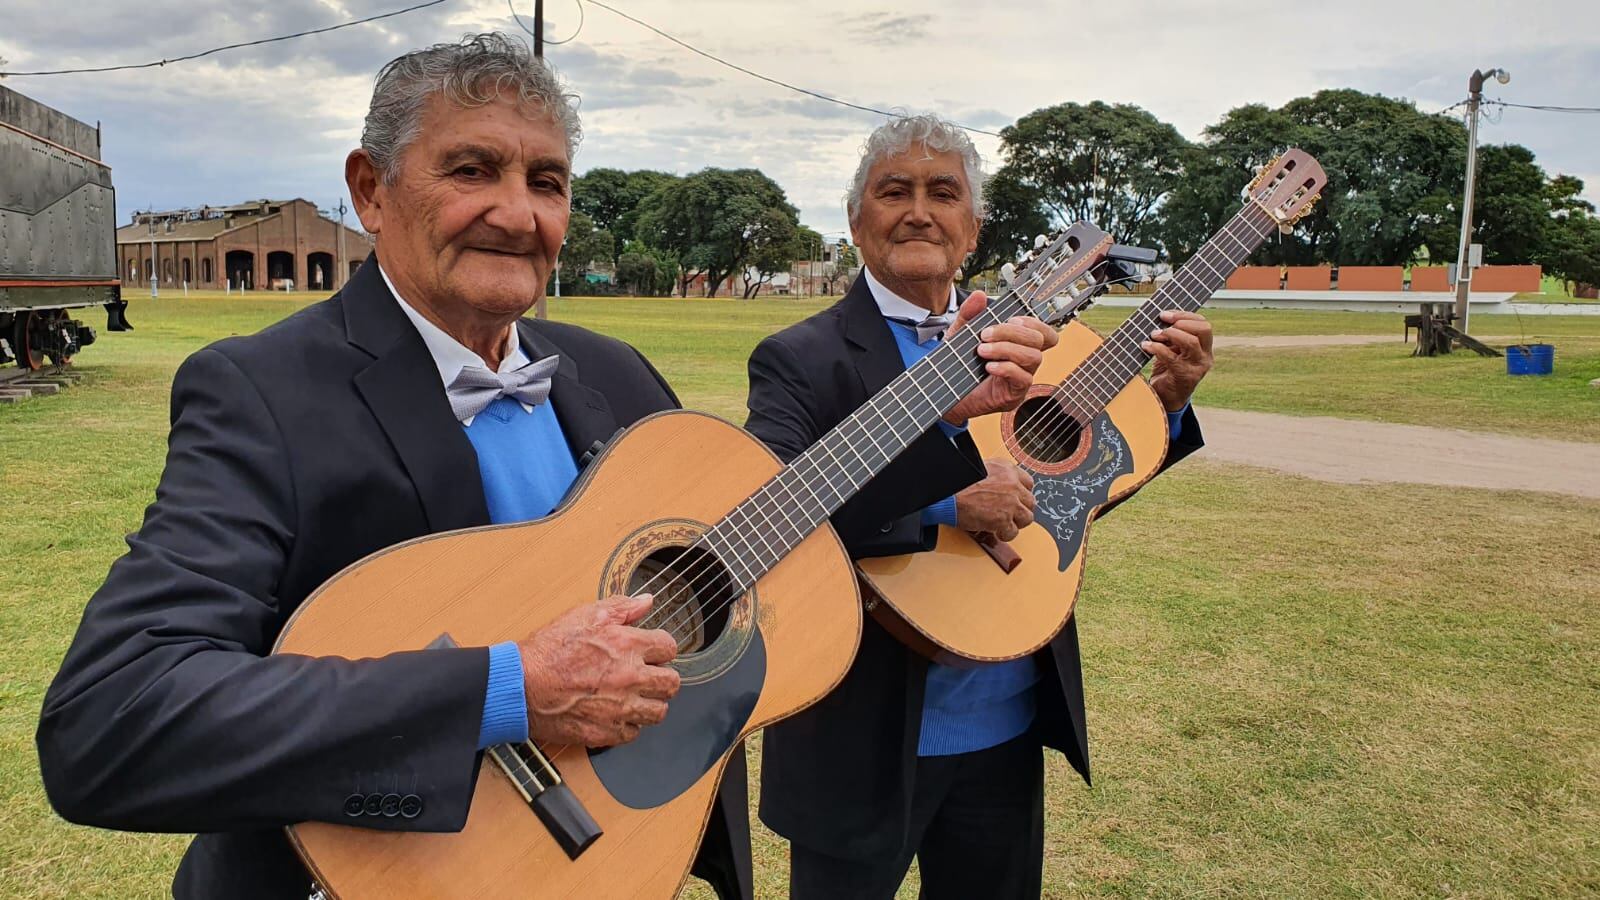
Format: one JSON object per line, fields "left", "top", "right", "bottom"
{"left": 478, "top": 641, "right": 529, "bottom": 750}
{"left": 1167, "top": 402, "right": 1190, "bottom": 440}
{"left": 921, "top": 495, "right": 959, "bottom": 528}
{"left": 937, "top": 419, "right": 967, "bottom": 439}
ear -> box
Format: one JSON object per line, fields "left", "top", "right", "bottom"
{"left": 345, "top": 150, "right": 385, "bottom": 235}
{"left": 965, "top": 216, "right": 982, "bottom": 256}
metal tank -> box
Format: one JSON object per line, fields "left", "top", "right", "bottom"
{"left": 0, "top": 83, "right": 129, "bottom": 370}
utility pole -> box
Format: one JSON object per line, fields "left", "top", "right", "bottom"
{"left": 1452, "top": 66, "right": 1509, "bottom": 335}
{"left": 148, "top": 214, "right": 158, "bottom": 298}
{"left": 534, "top": 0, "right": 544, "bottom": 57}
{"left": 335, "top": 198, "right": 348, "bottom": 291}
{"left": 533, "top": 0, "right": 547, "bottom": 317}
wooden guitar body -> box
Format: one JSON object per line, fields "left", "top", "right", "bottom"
{"left": 857, "top": 319, "right": 1169, "bottom": 664}
{"left": 273, "top": 410, "right": 862, "bottom": 898}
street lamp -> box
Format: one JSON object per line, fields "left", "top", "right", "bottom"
{"left": 1452, "top": 66, "right": 1510, "bottom": 335}
{"left": 147, "top": 214, "right": 159, "bottom": 299}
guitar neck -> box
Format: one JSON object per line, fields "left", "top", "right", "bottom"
{"left": 707, "top": 291, "right": 1028, "bottom": 591}
{"left": 1059, "top": 202, "right": 1277, "bottom": 416}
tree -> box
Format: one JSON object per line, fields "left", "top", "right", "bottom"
{"left": 572, "top": 168, "right": 681, "bottom": 254}
{"left": 615, "top": 240, "right": 675, "bottom": 296}
{"left": 998, "top": 101, "right": 1191, "bottom": 248}
{"left": 556, "top": 211, "right": 614, "bottom": 281}
{"left": 965, "top": 167, "right": 1050, "bottom": 286}
{"left": 1544, "top": 212, "right": 1600, "bottom": 291}
{"left": 742, "top": 209, "right": 801, "bottom": 298}
{"left": 635, "top": 168, "right": 798, "bottom": 297}
{"left": 1162, "top": 90, "right": 1467, "bottom": 266}
{"left": 827, "top": 242, "right": 859, "bottom": 294}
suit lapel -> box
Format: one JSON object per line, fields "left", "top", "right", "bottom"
{"left": 518, "top": 319, "right": 621, "bottom": 460}
{"left": 344, "top": 256, "right": 490, "bottom": 532}
{"left": 840, "top": 275, "right": 911, "bottom": 396}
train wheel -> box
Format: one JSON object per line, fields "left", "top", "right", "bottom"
{"left": 11, "top": 310, "right": 54, "bottom": 370}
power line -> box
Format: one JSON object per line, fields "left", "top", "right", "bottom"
{"left": 508, "top": 0, "right": 585, "bottom": 46}
{"left": 1486, "top": 99, "right": 1600, "bottom": 114}
{"left": 577, "top": 0, "right": 1004, "bottom": 138}
{"left": 0, "top": 0, "right": 453, "bottom": 77}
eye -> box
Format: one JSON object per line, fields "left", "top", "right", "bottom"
{"left": 454, "top": 164, "right": 488, "bottom": 179}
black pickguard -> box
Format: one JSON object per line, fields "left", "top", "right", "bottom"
{"left": 1028, "top": 412, "right": 1133, "bottom": 572}
{"left": 588, "top": 627, "right": 766, "bottom": 810}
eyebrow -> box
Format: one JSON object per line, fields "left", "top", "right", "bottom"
{"left": 438, "top": 145, "right": 570, "bottom": 178}
{"left": 871, "top": 172, "right": 966, "bottom": 193}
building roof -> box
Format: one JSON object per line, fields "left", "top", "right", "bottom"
{"left": 115, "top": 198, "right": 366, "bottom": 246}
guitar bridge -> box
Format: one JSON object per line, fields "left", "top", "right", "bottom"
{"left": 429, "top": 634, "right": 603, "bottom": 859}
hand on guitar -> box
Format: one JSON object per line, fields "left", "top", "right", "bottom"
{"left": 1142, "top": 310, "right": 1214, "bottom": 412}
{"left": 517, "top": 594, "right": 682, "bottom": 747}
{"left": 955, "top": 458, "right": 1037, "bottom": 542}
{"left": 941, "top": 291, "right": 1058, "bottom": 427}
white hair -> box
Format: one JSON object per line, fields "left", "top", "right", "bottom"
{"left": 361, "top": 32, "right": 582, "bottom": 185}
{"left": 846, "top": 114, "right": 987, "bottom": 222}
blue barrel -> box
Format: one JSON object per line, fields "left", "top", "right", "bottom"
{"left": 1506, "top": 343, "right": 1555, "bottom": 375}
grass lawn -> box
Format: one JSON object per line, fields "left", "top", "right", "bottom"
{"left": 3, "top": 293, "right": 1598, "bottom": 898}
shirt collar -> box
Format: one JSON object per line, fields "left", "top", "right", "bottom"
{"left": 379, "top": 264, "right": 529, "bottom": 391}
{"left": 862, "top": 266, "right": 958, "bottom": 322}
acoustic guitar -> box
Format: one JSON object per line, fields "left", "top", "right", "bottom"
{"left": 271, "top": 222, "right": 1120, "bottom": 898}
{"left": 858, "top": 149, "right": 1327, "bottom": 665}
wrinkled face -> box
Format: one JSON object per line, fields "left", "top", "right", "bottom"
{"left": 850, "top": 145, "right": 980, "bottom": 293}
{"left": 365, "top": 91, "right": 571, "bottom": 319}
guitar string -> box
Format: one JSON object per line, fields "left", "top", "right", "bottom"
{"left": 1004, "top": 207, "right": 1276, "bottom": 459}
{"left": 626, "top": 246, "right": 1081, "bottom": 635}
{"left": 639, "top": 200, "right": 1279, "bottom": 646}
{"left": 628, "top": 236, "right": 1112, "bottom": 638}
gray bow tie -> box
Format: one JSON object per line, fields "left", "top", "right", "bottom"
{"left": 446, "top": 355, "right": 560, "bottom": 422}
{"left": 887, "top": 313, "right": 953, "bottom": 344}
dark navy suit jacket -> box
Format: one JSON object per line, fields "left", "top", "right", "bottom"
{"left": 37, "top": 257, "right": 751, "bottom": 899}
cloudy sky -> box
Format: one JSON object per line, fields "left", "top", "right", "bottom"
{"left": 4, "top": 0, "right": 1596, "bottom": 236}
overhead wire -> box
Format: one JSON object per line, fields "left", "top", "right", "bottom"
{"left": 0, "top": 0, "right": 453, "bottom": 77}
{"left": 574, "top": 0, "right": 1004, "bottom": 137}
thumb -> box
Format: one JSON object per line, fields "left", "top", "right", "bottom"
{"left": 601, "top": 593, "right": 655, "bottom": 625}
{"left": 945, "top": 291, "right": 988, "bottom": 338}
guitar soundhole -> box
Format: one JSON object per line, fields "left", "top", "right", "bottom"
{"left": 1012, "top": 394, "right": 1085, "bottom": 464}
{"left": 628, "top": 546, "right": 734, "bottom": 656}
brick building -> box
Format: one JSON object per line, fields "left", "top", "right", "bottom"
{"left": 116, "top": 199, "right": 372, "bottom": 292}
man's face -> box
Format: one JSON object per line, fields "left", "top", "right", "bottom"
{"left": 850, "top": 146, "right": 980, "bottom": 294}
{"left": 363, "top": 92, "right": 570, "bottom": 320}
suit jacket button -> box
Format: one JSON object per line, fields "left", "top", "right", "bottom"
{"left": 880, "top": 522, "right": 893, "bottom": 533}
{"left": 399, "top": 794, "right": 423, "bottom": 819}
{"left": 381, "top": 793, "right": 402, "bottom": 817}
{"left": 343, "top": 794, "right": 365, "bottom": 817}
{"left": 363, "top": 793, "right": 384, "bottom": 816}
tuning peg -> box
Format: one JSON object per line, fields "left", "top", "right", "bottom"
{"left": 1034, "top": 234, "right": 1049, "bottom": 250}
{"left": 999, "top": 262, "right": 1017, "bottom": 285}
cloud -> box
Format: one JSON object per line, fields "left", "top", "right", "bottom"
{"left": 842, "top": 11, "right": 936, "bottom": 45}
{"left": 3, "top": 0, "right": 1595, "bottom": 236}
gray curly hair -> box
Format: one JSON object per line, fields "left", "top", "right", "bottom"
{"left": 360, "top": 32, "right": 582, "bottom": 184}
{"left": 845, "top": 114, "right": 987, "bottom": 222}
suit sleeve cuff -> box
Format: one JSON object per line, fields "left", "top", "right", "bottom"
{"left": 920, "top": 495, "right": 959, "bottom": 528}
{"left": 478, "top": 642, "right": 528, "bottom": 750}
{"left": 937, "top": 419, "right": 967, "bottom": 439}
{"left": 1167, "top": 402, "right": 1191, "bottom": 440}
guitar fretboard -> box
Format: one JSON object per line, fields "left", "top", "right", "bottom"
{"left": 1055, "top": 202, "right": 1277, "bottom": 421}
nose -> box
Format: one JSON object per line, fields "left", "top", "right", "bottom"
{"left": 905, "top": 189, "right": 934, "bottom": 227}
{"left": 480, "top": 173, "right": 539, "bottom": 241}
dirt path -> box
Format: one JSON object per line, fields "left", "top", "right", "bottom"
{"left": 1212, "top": 334, "right": 1527, "bottom": 350}
{"left": 1193, "top": 407, "right": 1600, "bottom": 500}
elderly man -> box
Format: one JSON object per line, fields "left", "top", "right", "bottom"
{"left": 745, "top": 115, "right": 1213, "bottom": 899}
{"left": 36, "top": 34, "right": 749, "bottom": 899}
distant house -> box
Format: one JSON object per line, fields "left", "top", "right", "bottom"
{"left": 116, "top": 198, "right": 372, "bottom": 291}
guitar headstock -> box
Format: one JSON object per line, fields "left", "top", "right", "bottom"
{"left": 1002, "top": 222, "right": 1115, "bottom": 326}
{"left": 1247, "top": 148, "right": 1326, "bottom": 231}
